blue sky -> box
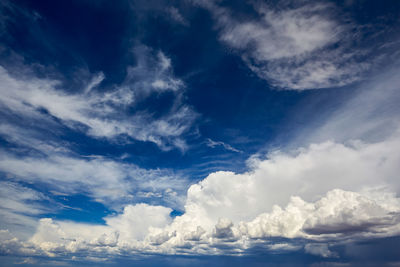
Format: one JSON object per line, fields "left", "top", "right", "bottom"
{"left": 1, "top": 0, "right": 400, "bottom": 266}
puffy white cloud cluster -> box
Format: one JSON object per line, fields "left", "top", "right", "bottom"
{"left": 28, "top": 204, "right": 173, "bottom": 254}
{"left": 12, "top": 188, "right": 399, "bottom": 258}
{"left": 3, "top": 134, "right": 399, "bottom": 259}
{"left": 241, "top": 189, "right": 400, "bottom": 239}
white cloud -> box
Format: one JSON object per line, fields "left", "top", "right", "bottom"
{"left": 0, "top": 53, "right": 191, "bottom": 241}
{"left": 0, "top": 182, "right": 52, "bottom": 239}
{"left": 126, "top": 46, "right": 184, "bottom": 95}
{"left": 295, "top": 66, "right": 400, "bottom": 145}
{"left": 206, "top": 138, "right": 241, "bottom": 153}
{"left": 11, "top": 188, "right": 399, "bottom": 258}
{"left": 1, "top": 2, "right": 400, "bottom": 261}
{"left": 304, "top": 243, "right": 337, "bottom": 258}
{"left": 10, "top": 131, "right": 399, "bottom": 258}
{"left": 219, "top": 3, "right": 338, "bottom": 60}
{"left": 0, "top": 46, "right": 196, "bottom": 151}
{"left": 84, "top": 72, "right": 105, "bottom": 94}
{"left": 0, "top": 181, "right": 47, "bottom": 216}
{"left": 183, "top": 136, "right": 400, "bottom": 225}
{"left": 106, "top": 204, "right": 172, "bottom": 242}
{"left": 29, "top": 203, "right": 172, "bottom": 252}
{"left": 240, "top": 188, "right": 400, "bottom": 240}
{"left": 11, "top": 61, "right": 396, "bottom": 259}
{"left": 196, "top": 0, "right": 374, "bottom": 90}
{"left": 0, "top": 152, "right": 188, "bottom": 210}
{"left": 167, "top": 7, "right": 189, "bottom": 26}
{"left": 0, "top": 123, "right": 70, "bottom": 154}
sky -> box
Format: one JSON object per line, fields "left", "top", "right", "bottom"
{"left": 1, "top": 0, "right": 400, "bottom": 266}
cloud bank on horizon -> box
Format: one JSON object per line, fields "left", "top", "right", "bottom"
{"left": 1, "top": 0, "right": 400, "bottom": 266}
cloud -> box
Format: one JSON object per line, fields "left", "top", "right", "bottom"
{"left": 219, "top": 3, "right": 338, "bottom": 60}
{"left": 295, "top": 65, "right": 400, "bottom": 145}
{"left": 184, "top": 136, "right": 400, "bottom": 224}
{"left": 0, "top": 151, "right": 188, "bottom": 210}
{"left": 84, "top": 72, "right": 105, "bottom": 94}
{"left": 195, "top": 0, "right": 379, "bottom": 90}
{"left": 0, "top": 182, "right": 48, "bottom": 239}
{"left": 7, "top": 131, "right": 398, "bottom": 258}
{"left": 0, "top": 46, "right": 193, "bottom": 245}
{"left": 3, "top": 60, "right": 400, "bottom": 256}
{"left": 29, "top": 203, "right": 172, "bottom": 252}
{"left": 0, "top": 46, "right": 197, "bottom": 151}
{"left": 206, "top": 138, "right": 241, "bottom": 153}
{"left": 9, "top": 203, "right": 172, "bottom": 257}
{"left": 8, "top": 188, "right": 399, "bottom": 258}
{"left": 0, "top": 181, "right": 47, "bottom": 216}
{"left": 167, "top": 7, "right": 189, "bottom": 26}
{"left": 0, "top": 109, "right": 189, "bottom": 212}
{"left": 125, "top": 46, "right": 185, "bottom": 95}
{"left": 304, "top": 243, "right": 337, "bottom": 258}
{"left": 106, "top": 204, "right": 172, "bottom": 242}
{"left": 241, "top": 189, "right": 400, "bottom": 240}
{"left": 1, "top": 1, "right": 400, "bottom": 263}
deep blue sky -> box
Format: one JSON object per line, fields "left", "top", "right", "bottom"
{"left": 1, "top": 0, "right": 400, "bottom": 266}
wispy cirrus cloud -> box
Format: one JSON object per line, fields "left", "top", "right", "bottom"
{"left": 194, "top": 0, "right": 381, "bottom": 90}
{"left": 206, "top": 138, "right": 242, "bottom": 153}
{"left": 0, "top": 149, "right": 189, "bottom": 211}
{"left": 0, "top": 47, "right": 194, "bottom": 231}
{"left": 0, "top": 46, "right": 197, "bottom": 151}
{"left": 0, "top": 182, "right": 49, "bottom": 239}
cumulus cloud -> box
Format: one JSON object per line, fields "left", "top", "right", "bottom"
{"left": 10, "top": 188, "right": 399, "bottom": 258}
{"left": 106, "top": 204, "right": 172, "bottom": 242}
{"left": 28, "top": 203, "right": 172, "bottom": 253}
{"left": 240, "top": 189, "right": 400, "bottom": 240}
{"left": 185, "top": 136, "right": 400, "bottom": 224}
{"left": 195, "top": 0, "right": 377, "bottom": 90}
{"left": 6, "top": 131, "right": 399, "bottom": 258}
{"left": 0, "top": 230, "right": 36, "bottom": 256}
